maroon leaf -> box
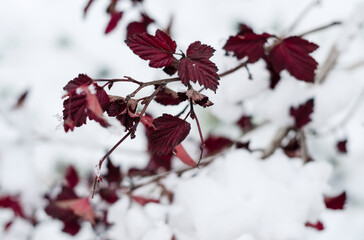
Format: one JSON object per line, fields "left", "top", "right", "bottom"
{"left": 64, "top": 165, "right": 79, "bottom": 189}
{"left": 126, "top": 13, "right": 154, "bottom": 39}
{"left": 305, "top": 221, "right": 324, "bottom": 231}
{"left": 290, "top": 98, "right": 314, "bottom": 129}
{"left": 236, "top": 115, "right": 252, "bottom": 132}
{"left": 174, "top": 144, "right": 196, "bottom": 167}
{"left": 178, "top": 41, "right": 220, "bottom": 92}
{"left": 13, "top": 89, "right": 29, "bottom": 109}
{"left": 204, "top": 135, "right": 234, "bottom": 157}
{"left": 154, "top": 86, "right": 182, "bottom": 106}
{"left": 103, "top": 158, "right": 123, "bottom": 184}
{"left": 177, "top": 89, "right": 213, "bottom": 108}
{"left": 223, "top": 25, "right": 271, "bottom": 63}
{"left": 235, "top": 141, "right": 250, "bottom": 151}
{"left": 337, "top": 139, "right": 347, "bottom": 153}
{"left": 105, "top": 11, "right": 123, "bottom": 34}
{"left": 282, "top": 135, "right": 301, "bottom": 158}
{"left": 324, "top": 191, "right": 346, "bottom": 210}
{"left": 107, "top": 97, "right": 139, "bottom": 131}
{"left": 269, "top": 36, "right": 318, "bottom": 82}
{"left": 264, "top": 56, "right": 281, "bottom": 89}
{"left": 0, "top": 195, "right": 25, "bottom": 218}
{"left": 99, "top": 187, "right": 119, "bottom": 204}
{"left": 125, "top": 29, "right": 177, "bottom": 68}
{"left": 150, "top": 114, "right": 191, "bottom": 155}
{"left": 63, "top": 74, "right": 110, "bottom": 132}
{"left": 131, "top": 195, "right": 159, "bottom": 206}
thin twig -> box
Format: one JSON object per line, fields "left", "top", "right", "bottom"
{"left": 218, "top": 60, "right": 249, "bottom": 78}
{"left": 298, "top": 129, "right": 310, "bottom": 163}
{"left": 261, "top": 126, "right": 292, "bottom": 159}
{"left": 189, "top": 99, "right": 205, "bottom": 166}
{"left": 283, "top": 0, "right": 320, "bottom": 36}
{"left": 298, "top": 21, "right": 342, "bottom": 37}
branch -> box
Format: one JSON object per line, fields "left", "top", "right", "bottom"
{"left": 283, "top": 0, "right": 320, "bottom": 36}
{"left": 298, "top": 21, "right": 342, "bottom": 37}
{"left": 261, "top": 126, "right": 292, "bottom": 159}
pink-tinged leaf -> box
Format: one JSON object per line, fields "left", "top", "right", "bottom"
{"left": 154, "top": 87, "right": 182, "bottom": 106}
{"left": 56, "top": 198, "right": 96, "bottom": 225}
{"left": 178, "top": 41, "right": 219, "bottom": 92}
{"left": 204, "top": 135, "right": 234, "bottom": 157}
{"left": 305, "top": 221, "right": 324, "bottom": 231}
{"left": 178, "top": 89, "right": 213, "bottom": 108}
{"left": 0, "top": 195, "right": 25, "bottom": 218}
{"left": 131, "top": 195, "right": 159, "bottom": 206}
{"left": 290, "top": 98, "right": 314, "bottom": 129}
{"left": 64, "top": 165, "right": 79, "bottom": 189}
{"left": 224, "top": 26, "right": 271, "bottom": 63}
{"left": 105, "top": 11, "right": 123, "bottom": 34}
{"left": 63, "top": 74, "right": 110, "bottom": 132}
{"left": 337, "top": 139, "right": 347, "bottom": 153}
{"left": 324, "top": 191, "right": 346, "bottom": 210}
{"left": 174, "top": 144, "right": 196, "bottom": 167}
{"left": 125, "top": 29, "right": 176, "bottom": 68}
{"left": 269, "top": 36, "right": 319, "bottom": 82}
{"left": 150, "top": 114, "right": 191, "bottom": 156}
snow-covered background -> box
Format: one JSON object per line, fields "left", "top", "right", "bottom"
{"left": 1, "top": 0, "right": 364, "bottom": 239}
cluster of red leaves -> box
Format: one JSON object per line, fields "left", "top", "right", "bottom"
{"left": 62, "top": 74, "right": 110, "bottom": 132}
{"left": 224, "top": 24, "right": 319, "bottom": 88}
{"left": 84, "top": 0, "right": 154, "bottom": 39}
{"left": 126, "top": 30, "right": 220, "bottom": 92}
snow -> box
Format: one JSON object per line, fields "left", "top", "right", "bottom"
{"left": 1, "top": 0, "right": 364, "bottom": 239}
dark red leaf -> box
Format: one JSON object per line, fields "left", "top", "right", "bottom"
{"left": 223, "top": 27, "right": 270, "bottom": 63}
{"left": 126, "top": 13, "right": 154, "bottom": 39}
{"left": 290, "top": 98, "right": 314, "bottom": 129}
{"left": 235, "top": 141, "right": 250, "bottom": 151}
{"left": 125, "top": 29, "right": 177, "bottom": 68}
{"left": 178, "top": 41, "right": 220, "bottom": 92}
{"left": 174, "top": 144, "right": 196, "bottom": 167}
{"left": 236, "top": 115, "right": 252, "bottom": 131}
{"left": 324, "top": 191, "right": 346, "bottom": 210}
{"left": 337, "top": 139, "right": 347, "bottom": 153}
{"left": 131, "top": 195, "right": 159, "bottom": 206}
{"left": 13, "top": 89, "right": 29, "bottom": 109}
{"left": 305, "top": 221, "right": 324, "bottom": 231}
{"left": 63, "top": 74, "right": 110, "bottom": 132}
{"left": 177, "top": 89, "right": 213, "bottom": 107}
{"left": 0, "top": 195, "right": 25, "bottom": 218}
{"left": 105, "top": 11, "right": 123, "bottom": 34}
{"left": 269, "top": 37, "right": 318, "bottom": 82}
{"left": 264, "top": 56, "right": 281, "bottom": 89}
{"left": 64, "top": 165, "right": 79, "bottom": 189}
{"left": 150, "top": 114, "right": 191, "bottom": 156}
{"left": 154, "top": 87, "right": 182, "bottom": 106}
{"left": 204, "top": 135, "right": 234, "bottom": 157}
{"left": 103, "top": 158, "right": 123, "bottom": 184}
{"left": 99, "top": 188, "right": 119, "bottom": 204}
{"left": 4, "top": 220, "right": 13, "bottom": 231}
